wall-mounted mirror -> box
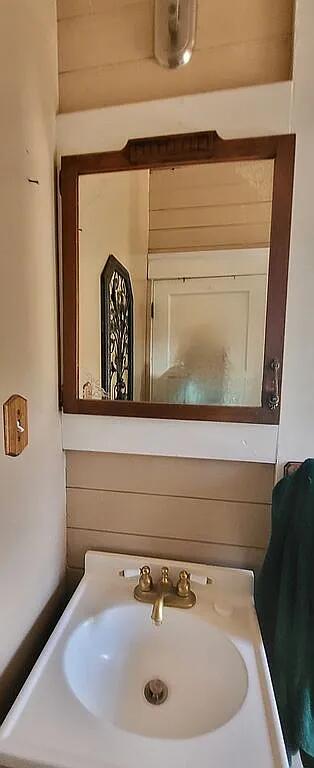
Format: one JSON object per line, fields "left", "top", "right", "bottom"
{"left": 78, "top": 160, "right": 273, "bottom": 408}
{"left": 61, "top": 131, "right": 295, "bottom": 423}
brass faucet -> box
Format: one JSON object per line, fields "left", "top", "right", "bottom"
{"left": 134, "top": 565, "right": 196, "bottom": 625}
{"left": 151, "top": 566, "right": 173, "bottom": 626}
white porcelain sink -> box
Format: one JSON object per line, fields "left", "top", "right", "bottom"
{"left": 0, "top": 551, "right": 289, "bottom": 768}
{"left": 64, "top": 603, "right": 248, "bottom": 738}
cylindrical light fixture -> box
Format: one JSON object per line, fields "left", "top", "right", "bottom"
{"left": 154, "top": 0, "right": 197, "bottom": 69}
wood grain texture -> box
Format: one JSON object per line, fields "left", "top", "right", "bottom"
{"left": 3, "top": 395, "right": 28, "bottom": 457}
{"left": 66, "top": 452, "right": 274, "bottom": 572}
{"left": 57, "top": 0, "right": 294, "bottom": 112}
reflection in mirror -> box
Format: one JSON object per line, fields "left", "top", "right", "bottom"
{"left": 78, "top": 159, "right": 274, "bottom": 406}
{"left": 100, "top": 254, "right": 134, "bottom": 401}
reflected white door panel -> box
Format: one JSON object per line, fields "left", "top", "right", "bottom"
{"left": 151, "top": 275, "right": 267, "bottom": 406}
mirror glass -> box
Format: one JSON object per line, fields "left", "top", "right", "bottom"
{"left": 78, "top": 159, "right": 274, "bottom": 406}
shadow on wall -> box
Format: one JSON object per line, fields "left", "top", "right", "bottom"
{"left": 0, "top": 581, "right": 65, "bottom": 725}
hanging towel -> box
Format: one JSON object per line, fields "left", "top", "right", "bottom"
{"left": 255, "top": 459, "right": 314, "bottom": 761}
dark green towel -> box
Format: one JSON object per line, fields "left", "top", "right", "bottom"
{"left": 255, "top": 459, "right": 314, "bottom": 759}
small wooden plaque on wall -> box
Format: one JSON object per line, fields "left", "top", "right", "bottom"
{"left": 3, "top": 394, "right": 29, "bottom": 457}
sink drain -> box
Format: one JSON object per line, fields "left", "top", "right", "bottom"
{"left": 144, "top": 678, "right": 168, "bottom": 705}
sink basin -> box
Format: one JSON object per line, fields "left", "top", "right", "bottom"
{"left": 64, "top": 603, "right": 248, "bottom": 738}
{"left": 0, "top": 551, "right": 289, "bottom": 768}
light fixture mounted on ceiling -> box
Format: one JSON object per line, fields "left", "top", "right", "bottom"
{"left": 154, "top": 0, "right": 197, "bottom": 70}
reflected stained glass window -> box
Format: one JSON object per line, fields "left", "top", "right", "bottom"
{"left": 101, "top": 255, "right": 133, "bottom": 400}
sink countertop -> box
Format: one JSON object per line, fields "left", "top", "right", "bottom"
{"left": 0, "top": 551, "right": 289, "bottom": 768}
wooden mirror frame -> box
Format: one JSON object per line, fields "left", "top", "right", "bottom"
{"left": 60, "top": 130, "right": 295, "bottom": 424}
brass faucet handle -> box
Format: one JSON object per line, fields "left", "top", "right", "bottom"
{"left": 176, "top": 570, "right": 192, "bottom": 597}
{"left": 160, "top": 566, "right": 173, "bottom": 587}
{"left": 138, "top": 565, "right": 153, "bottom": 592}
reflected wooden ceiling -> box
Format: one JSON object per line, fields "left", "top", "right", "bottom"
{"left": 149, "top": 160, "right": 274, "bottom": 251}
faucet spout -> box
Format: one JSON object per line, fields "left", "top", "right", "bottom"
{"left": 151, "top": 594, "right": 164, "bottom": 626}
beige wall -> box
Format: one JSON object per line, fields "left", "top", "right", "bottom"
{"left": 0, "top": 0, "right": 65, "bottom": 719}
{"left": 277, "top": 0, "right": 314, "bottom": 465}
{"left": 79, "top": 170, "right": 149, "bottom": 400}
{"left": 66, "top": 451, "right": 274, "bottom": 588}
{"left": 149, "top": 160, "right": 273, "bottom": 252}
{"left": 57, "top": 0, "right": 294, "bottom": 113}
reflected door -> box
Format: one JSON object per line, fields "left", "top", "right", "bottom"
{"left": 151, "top": 275, "right": 267, "bottom": 406}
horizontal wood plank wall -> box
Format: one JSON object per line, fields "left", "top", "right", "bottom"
{"left": 57, "top": 0, "right": 294, "bottom": 113}
{"left": 66, "top": 451, "right": 274, "bottom": 584}
{"left": 149, "top": 160, "right": 273, "bottom": 252}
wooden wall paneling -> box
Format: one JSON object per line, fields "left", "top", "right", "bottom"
{"left": 57, "top": 0, "right": 294, "bottom": 112}
{"left": 67, "top": 489, "right": 271, "bottom": 548}
{"left": 57, "top": 0, "right": 293, "bottom": 41}
{"left": 59, "top": 40, "right": 292, "bottom": 113}
{"left": 149, "top": 160, "right": 273, "bottom": 251}
{"left": 196, "top": 0, "right": 294, "bottom": 47}
{"left": 149, "top": 161, "right": 274, "bottom": 202}
{"left": 150, "top": 202, "right": 272, "bottom": 231}
{"left": 66, "top": 452, "right": 274, "bottom": 574}
{"left": 58, "top": 2, "right": 153, "bottom": 73}
{"left": 150, "top": 185, "right": 272, "bottom": 211}
{"left": 67, "top": 527, "right": 265, "bottom": 571}
{"left": 57, "top": 0, "right": 143, "bottom": 20}
{"left": 149, "top": 223, "right": 271, "bottom": 251}
{"left": 66, "top": 452, "right": 274, "bottom": 503}
{"left": 57, "top": 0, "right": 95, "bottom": 21}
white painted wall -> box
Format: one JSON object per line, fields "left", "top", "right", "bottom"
{"left": 277, "top": 0, "right": 314, "bottom": 466}
{"left": 0, "top": 0, "right": 65, "bottom": 681}
{"left": 79, "top": 170, "right": 149, "bottom": 400}
{"left": 57, "top": 81, "right": 292, "bottom": 154}
{"left": 62, "top": 414, "right": 278, "bottom": 463}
